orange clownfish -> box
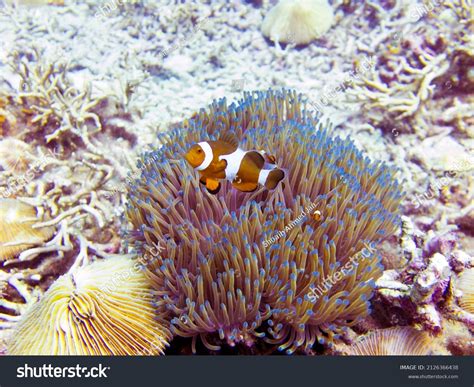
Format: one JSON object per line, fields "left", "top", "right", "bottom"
{"left": 184, "top": 134, "right": 285, "bottom": 194}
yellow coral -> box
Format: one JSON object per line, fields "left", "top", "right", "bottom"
{"left": 457, "top": 269, "right": 474, "bottom": 314}
{"left": 0, "top": 199, "right": 54, "bottom": 261}
{"left": 345, "top": 327, "right": 432, "bottom": 355}
{"left": 0, "top": 139, "right": 35, "bottom": 173}
{"left": 7, "top": 256, "right": 171, "bottom": 355}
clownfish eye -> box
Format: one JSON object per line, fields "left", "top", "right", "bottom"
{"left": 197, "top": 149, "right": 202, "bottom": 154}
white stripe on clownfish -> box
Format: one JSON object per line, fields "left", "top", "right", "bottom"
{"left": 218, "top": 148, "right": 247, "bottom": 181}
{"left": 196, "top": 142, "right": 214, "bottom": 171}
{"left": 258, "top": 169, "right": 271, "bottom": 186}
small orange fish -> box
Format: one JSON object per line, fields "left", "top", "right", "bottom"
{"left": 185, "top": 133, "right": 285, "bottom": 194}
{"left": 311, "top": 210, "right": 323, "bottom": 222}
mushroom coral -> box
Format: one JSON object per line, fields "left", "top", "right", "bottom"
{"left": 345, "top": 327, "right": 432, "bottom": 356}
{"left": 457, "top": 269, "right": 474, "bottom": 314}
{"left": 0, "top": 198, "right": 54, "bottom": 261}
{"left": 7, "top": 256, "right": 171, "bottom": 355}
{"left": 261, "top": 0, "right": 334, "bottom": 45}
{"left": 126, "top": 89, "right": 403, "bottom": 354}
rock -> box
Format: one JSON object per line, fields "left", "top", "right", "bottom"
{"left": 376, "top": 270, "right": 410, "bottom": 292}
{"left": 424, "top": 231, "right": 457, "bottom": 257}
{"left": 417, "top": 304, "right": 442, "bottom": 334}
{"left": 456, "top": 210, "right": 474, "bottom": 234}
{"left": 412, "top": 253, "right": 451, "bottom": 303}
{"left": 450, "top": 250, "right": 472, "bottom": 272}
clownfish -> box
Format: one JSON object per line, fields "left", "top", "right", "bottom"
{"left": 184, "top": 133, "right": 285, "bottom": 194}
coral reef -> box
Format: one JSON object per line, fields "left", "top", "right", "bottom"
{"left": 4, "top": 0, "right": 64, "bottom": 6}
{"left": 343, "top": 326, "right": 432, "bottom": 355}
{"left": 0, "top": 139, "right": 35, "bottom": 173}
{"left": 457, "top": 268, "right": 474, "bottom": 314}
{"left": 3, "top": 50, "right": 120, "bottom": 157}
{"left": 0, "top": 198, "right": 54, "bottom": 261}
{"left": 345, "top": 0, "right": 474, "bottom": 138}
{"left": 0, "top": 48, "right": 139, "bottom": 351}
{"left": 261, "top": 0, "right": 334, "bottom": 45}
{"left": 0, "top": 0, "right": 472, "bottom": 357}
{"left": 7, "top": 256, "right": 170, "bottom": 355}
{"left": 126, "top": 89, "right": 403, "bottom": 354}
{"left": 373, "top": 224, "right": 474, "bottom": 346}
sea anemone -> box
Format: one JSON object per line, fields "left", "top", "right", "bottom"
{"left": 261, "top": 0, "right": 334, "bottom": 45}
{"left": 126, "top": 89, "right": 403, "bottom": 353}
{"left": 0, "top": 198, "right": 54, "bottom": 261}
{"left": 344, "top": 327, "right": 432, "bottom": 355}
{"left": 457, "top": 269, "right": 474, "bottom": 314}
{"left": 7, "top": 256, "right": 171, "bottom": 355}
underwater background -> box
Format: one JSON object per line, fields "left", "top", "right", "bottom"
{"left": 0, "top": 0, "right": 472, "bottom": 356}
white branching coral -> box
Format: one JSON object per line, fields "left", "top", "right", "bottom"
{"left": 0, "top": 49, "right": 141, "bottom": 354}
{"left": 10, "top": 51, "right": 104, "bottom": 150}
{"left": 346, "top": 0, "right": 474, "bottom": 137}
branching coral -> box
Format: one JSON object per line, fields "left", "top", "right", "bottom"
{"left": 0, "top": 48, "right": 140, "bottom": 263}
{"left": 126, "top": 89, "right": 403, "bottom": 354}
{"left": 0, "top": 50, "right": 141, "bottom": 350}
{"left": 7, "top": 256, "right": 171, "bottom": 355}
{"left": 5, "top": 50, "right": 103, "bottom": 151}
{"left": 346, "top": 0, "right": 474, "bottom": 137}
{"left": 1, "top": 49, "right": 136, "bottom": 173}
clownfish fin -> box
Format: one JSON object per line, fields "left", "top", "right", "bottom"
{"left": 206, "top": 178, "right": 221, "bottom": 194}
{"left": 219, "top": 132, "right": 239, "bottom": 149}
{"left": 199, "top": 176, "right": 207, "bottom": 185}
{"left": 232, "top": 179, "right": 259, "bottom": 192}
{"left": 264, "top": 168, "right": 285, "bottom": 190}
{"left": 260, "top": 150, "right": 277, "bottom": 165}
{"left": 214, "top": 159, "right": 228, "bottom": 173}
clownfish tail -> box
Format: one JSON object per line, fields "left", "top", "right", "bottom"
{"left": 264, "top": 168, "right": 285, "bottom": 190}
